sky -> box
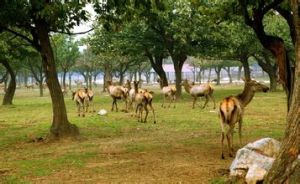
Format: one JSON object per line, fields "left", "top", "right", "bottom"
{"left": 72, "top": 4, "right": 96, "bottom": 51}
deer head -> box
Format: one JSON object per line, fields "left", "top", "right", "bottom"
{"left": 243, "top": 78, "right": 269, "bottom": 93}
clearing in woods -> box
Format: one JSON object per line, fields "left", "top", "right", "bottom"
{"left": 0, "top": 85, "right": 287, "bottom": 183}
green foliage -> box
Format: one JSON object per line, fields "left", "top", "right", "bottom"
{"left": 52, "top": 34, "right": 80, "bottom": 72}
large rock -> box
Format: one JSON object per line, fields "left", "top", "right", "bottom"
{"left": 230, "top": 138, "right": 281, "bottom": 183}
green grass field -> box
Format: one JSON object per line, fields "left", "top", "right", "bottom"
{"left": 0, "top": 84, "right": 289, "bottom": 183}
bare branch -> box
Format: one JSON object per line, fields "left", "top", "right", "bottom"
{"left": 50, "top": 28, "right": 94, "bottom": 35}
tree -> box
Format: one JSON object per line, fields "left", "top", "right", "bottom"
{"left": 0, "top": 1, "right": 92, "bottom": 138}
{"left": 75, "top": 47, "right": 101, "bottom": 90}
{"left": 239, "top": 0, "right": 294, "bottom": 108}
{"left": 0, "top": 33, "right": 25, "bottom": 105}
{"left": 25, "top": 53, "right": 45, "bottom": 97}
{"left": 264, "top": 1, "right": 300, "bottom": 182}
{"left": 52, "top": 34, "right": 80, "bottom": 91}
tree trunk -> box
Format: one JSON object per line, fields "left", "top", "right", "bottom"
{"left": 240, "top": 1, "right": 293, "bottom": 108}
{"left": 1, "top": 60, "right": 16, "bottom": 105}
{"left": 214, "top": 66, "right": 222, "bottom": 85}
{"left": 88, "top": 75, "right": 92, "bottom": 90}
{"left": 171, "top": 54, "right": 186, "bottom": 98}
{"left": 146, "top": 52, "right": 168, "bottom": 88}
{"left": 35, "top": 19, "right": 79, "bottom": 138}
{"left": 237, "top": 65, "right": 242, "bottom": 80}
{"left": 103, "top": 64, "right": 112, "bottom": 92}
{"left": 226, "top": 66, "right": 232, "bottom": 83}
{"left": 62, "top": 70, "right": 67, "bottom": 91}
{"left": 208, "top": 68, "right": 212, "bottom": 81}
{"left": 254, "top": 53, "right": 278, "bottom": 91}
{"left": 264, "top": 1, "right": 300, "bottom": 182}
{"left": 39, "top": 81, "right": 44, "bottom": 97}
{"left": 68, "top": 72, "right": 72, "bottom": 90}
{"left": 240, "top": 56, "right": 251, "bottom": 81}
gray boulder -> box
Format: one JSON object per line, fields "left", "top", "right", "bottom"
{"left": 230, "top": 138, "right": 281, "bottom": 184}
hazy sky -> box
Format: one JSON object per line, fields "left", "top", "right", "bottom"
{"left": 72, "top": 4, "right": 96, "bottom": 51}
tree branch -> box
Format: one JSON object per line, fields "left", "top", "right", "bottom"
{"left": 239, "top": 0, "right": 254, "bottom": 27}
{"left": 273, "top": 6, "right": 296, "bottom": 44}
{"left": 50, "top": 28, "right": 94, "bottom": 35}
{"left": 1, "top": 27, "right": 34, "bottom": 46}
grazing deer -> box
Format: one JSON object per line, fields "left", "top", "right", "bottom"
{"left": 106, "top": 81, "right": 128, "bottom": 112}
{"left": 72, "top": 88, "right": 88, "bottom": 117}
{"left": 134, "top": 81, "right": 156, "bottom": 124}
{"left": 161, "top": 85, "right": 177, "bottom": 108}
{"left": 219, "top": 78, "right": 269, "bottom": 159}
{"left": 181, "top": 79, "right": 216, "bottom": 109}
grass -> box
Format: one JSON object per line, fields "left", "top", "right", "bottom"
{"left": 0, "top": 84, "right": 291, "bottom": 183}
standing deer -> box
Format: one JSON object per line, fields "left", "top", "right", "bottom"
{"left": 106, "top": 81, "right": 128, "bottom": 112}
{"left": 161, "top": 85, "right": 177, "bottom": 108}
{"left": 219, "top": 78, "right": 269, "bottom": 159}
{"left": 72, "top": 88, "right": 88, "bottom": 117}
{"left": 134, "top": 81, "right": 156, "bottom": 124}
{"left": 84, "top": 88, "right": 95, "bottom": 113}
{"left": 181, "top": 79, "right": 216, "bottom": 109}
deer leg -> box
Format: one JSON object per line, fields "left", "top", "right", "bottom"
{"left": 81, "top": 102, "right": 85, "bottom": 117}
{"left": 210, "top": 94, "right": 216, "bottom": 109}
{"left": 192, "top": 97, "right": 197, "bottom": 109}
{"left": 135, "top": 104, "right": 140, "bottom": 120}
{"left": 115, "top": 100, "right": 118, "bottom": 112}
{"left": 226, "top": 128, "right": 233, "bottom": 157}
{"left": 77, "top": 102, "right": 81, "bottom": 117}
{"left": 221, "top": 132, "right": 225, "bottom": 159}
{"left": 149, "top": 101, "right": 156, "bottom": 124}
{"left": 238, "top": 118, "right": 243, "bottom": 146}
{"left": 168, "top": 95, "right": 172, "bottom": 108}
{"left": 85, "top": 101, "right": 89, "bottom": 113}
{"left": 220, "top": 120, "right": 225, "bottom": 159}
{"left": 173, "top": 95, "right": 176, "bottom": 108}
{"left": 202, "top": 95, "right": 209, "bottom": 109}
{"left": 143, "top": 104, "right": 149, "bottom": 123}
{"left": 161, "top": 95, "right": 165, "bottom": 108}
{"left": 111, "top": 99, "right": 115, "bottom": 111}
{"left": 140, "top": 105, "right": 143, "bottom": 122}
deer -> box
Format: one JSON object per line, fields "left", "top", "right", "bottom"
{"left": 133, "top": 81, "right": 156, "bottom": 124}
{"left": 84, "top": 88, "right": 95, "bottom": 113}
{"left": 219, "top": 78, "right": 269, "bottom": 159}
{"left": 72, "top": 88, "right": 89, "bottom": 117}
{"left": 161, "top": 85, "right": 177, "bottom": 108}
{"left": 106, "top": 81, "right": 128, "bottom": 112}
{"left": 181, "top": 79, "right": 216, "bottom": 109}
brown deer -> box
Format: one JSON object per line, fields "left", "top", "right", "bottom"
{"left": 181, "top": 79, "right": 216, "bottom": 109}
{"left": 219, "top": 78, "right": 269, "bottom": 159}
{"left": 161, "top": 85, "right": 177, "bottom": 108}
{"left": 72, "top": 88, "right": 88, "bottom": 117}
{"left": 84, "top": 88, "right": 95, "bottom": 113}
{"left": 106, "top": 81, "right": 128, "bottom": 112}
{"left": 133, "top": 81, "right": 156, "bottom": 124}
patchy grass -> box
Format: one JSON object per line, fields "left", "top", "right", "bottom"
{"left": 0, "top": 84, "right": 288, "bottom": 183}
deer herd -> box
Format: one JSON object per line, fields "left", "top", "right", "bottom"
{"left": 71, "top": 78, "right": 269, "bottom": 159}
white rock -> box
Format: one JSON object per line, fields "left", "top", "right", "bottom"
{"left": 230, "top": 138, "right": 280, "bottom": 183}
{"left": 98, "top": 109, "right": 108, "bottom": 116}
{"left": 245, "top": 137, "right": 281, "bottom": 158}
{"left": 245, "top": 164, "right": 267, "bottom": 184}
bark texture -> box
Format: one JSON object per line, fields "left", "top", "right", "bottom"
{"left": 0, "top": 60, "right": 16, "bottom": 105}
{"left": 35, "top": 19, "right": 79, "bottom": 138}
{"left": 264, "top": 1, "right": 300, "bottom": 182}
